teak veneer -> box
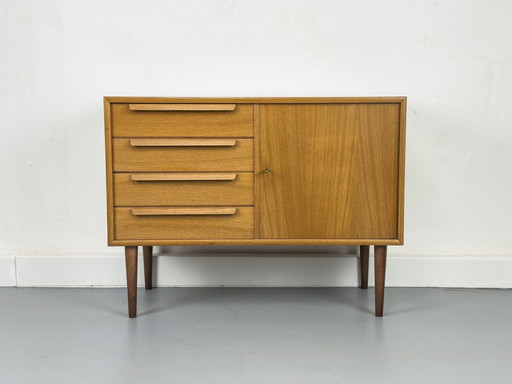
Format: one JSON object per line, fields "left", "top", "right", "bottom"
{"left": 104, "top": 97, "right": 407, "bottom": 318}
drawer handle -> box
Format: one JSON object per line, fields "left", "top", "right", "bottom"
{"left": 130, "top": 173, "right": 237, "bottom": 181}
{"left": 129, "top": 104, "right": 236, "bottom": 111}
{"left": 129, "top": 139, "right": 237, "bottom": 147}
{"left": 131, "top": 207, "right": 237, "bottom": 216}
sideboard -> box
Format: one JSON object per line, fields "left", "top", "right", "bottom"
{"left": 104, "top": 97, "right": 407, "bottom": 318}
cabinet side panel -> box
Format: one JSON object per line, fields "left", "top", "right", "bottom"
{"left": 104, "top": 98, "right": 115, "bottom": 244}
{"left": 397, "top": 99, "right": 407, "bottom": 243}
{"left": 258, "top": 103, "right": 400, "bottom": 239}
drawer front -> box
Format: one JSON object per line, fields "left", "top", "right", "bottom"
{"left": 111, "top": 103, "right": 253, "bottom": 137}
{"left": 113, "top": 138, "right": 254, "bottom": 172}
{"left": 114, "top": 173, "right": 254, "bottom": 206}
{"left": 114, "top": 207, "right": 254, "bottom": 240}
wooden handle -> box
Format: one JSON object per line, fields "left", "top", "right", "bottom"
{"left": 130, "top": 173, "right": 237, "bottom": 181}
{"left": 129, "top": 139, "right": 237, "bottom": 147}
{"left": 131, "top": 207, "right": 237, "bottom": 216}
{"left": 129, "top": 104, "right": 236, "bottom": 111}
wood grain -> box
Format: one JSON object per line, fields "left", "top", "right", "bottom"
{"left": 129, "top": 139, "right": 236, "bottom": 147}
{"left": 130, "top": 173, "right": 237, "bottom": 181}
{"left": 124, "top": 246, "right": 138, "bottom": 318}
{"left": 131, "top": 207, "right": 237, "bottom": 216}
{"left": 114, "top": 173, "right": 253, "bottom": 206}
{"left": 105, "top": 97, "right": 406, "bottom": 246}
{"left": 103, "top": 98, "right": 115, "bottom": 245}
{"left": 258, "top": 103, "right": 400, "bottom": 239}
{"left": 107, "top": 97, "right": 406, "bottom": 104}
{"left": 129, "top": 104, "right": 236, "bottom": 111}
{"left": 374, "top": 245, "right": 387, "bottom": 317}
{"left": 113, "top": 138, "right": 253, "bottom": 172}
{"left": 114, "top": 207, "right": 254, "bottom": 240}
{"left": 143, "top": 246, "right": 153, "bottom": 290}
{"left": 112, "top": 103, "right": 253, "bottom": 137}
{"left": 360, "top": 245, "right": 370, "bottom": 289}
{"left": 253, "top": 104, "right": 260, "bottom": 239}
{"left": 109, "top": 239, "right": 401, "bottom": 246}
{"left": 397, "top": 99, "right": 407, "bottom": 244}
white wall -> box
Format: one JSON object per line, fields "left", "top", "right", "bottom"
{"left": 1, "top": 0, "right": 511, "bottom": 287}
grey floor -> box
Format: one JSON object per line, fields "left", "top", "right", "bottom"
{"left": 1, "top": 287, "right": 511, "bottom": 384}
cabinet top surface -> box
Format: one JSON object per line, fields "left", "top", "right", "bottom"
{"left": 104, "top": 96, "right": 406, "bottom": 104}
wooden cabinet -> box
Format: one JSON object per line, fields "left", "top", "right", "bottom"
{"left": 104, "top": 97, "right": 407, "bottom": 318}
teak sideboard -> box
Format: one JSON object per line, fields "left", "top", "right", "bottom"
{"left": 104, "top": 97, "right": 407, "bottom": 318}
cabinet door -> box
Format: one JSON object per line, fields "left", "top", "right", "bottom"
{"left": 257, "top": 103, "right": 400, "bottom": 239}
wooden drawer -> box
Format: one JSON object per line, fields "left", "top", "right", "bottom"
{"left": 112, "top": 138, "right": 254, "bottom": 172}
{"left": 113, "top": 172, "right": 254, "bottom": 206}
{"left": 111, "top": 103, "right": 253, "bottom": 137}
{"left": 114, "top": 207, "right": 254, "bottom": 240}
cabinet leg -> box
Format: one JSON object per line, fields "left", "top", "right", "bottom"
{"left": 359, "top": 245, "right": 369, "bottom": 289}
{"left": 143, "top": 246, "right": 153, "bottom": 290}
{"left": 125, "top": 246, "right": 138, "bottom": 318}
{"left": 374, "top": 245, "right": 387, "bottom": 317}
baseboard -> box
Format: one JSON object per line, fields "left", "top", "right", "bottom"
{"left": 3, "top": 252, "right": 511, "bottom": 288}
{"left": 0, "top": 255, "right": 16, "bottom": 286}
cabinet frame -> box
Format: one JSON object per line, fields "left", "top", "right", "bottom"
{"left": 105, "top": 97, "right": 406, "bottom": 246}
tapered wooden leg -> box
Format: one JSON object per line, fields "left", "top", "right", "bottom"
{"left": 125, "top": 246, "right": 138, "bottom": 318}
{"left": 374, "top": 245, "right": 387, "bottom": 317}
{"left": 143, "top": 246, "right": 153, "bottom": 290}
{"left": 359, "top": 245, "right": 369, "bottom": 289}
